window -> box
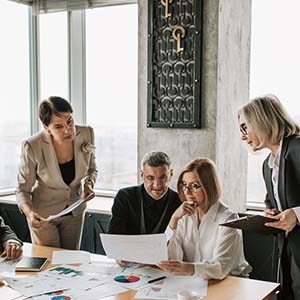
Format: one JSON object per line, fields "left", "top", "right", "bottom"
{"left": 0, "top": 0, "right": 30, "bottom": 190}
{"left": 86, "top": 4, "right": 138, "bottom": 191}
{"left": 249, "top": 0, "right": 300, "bottom": 206}
{"left": 40, "top": 12, "right": 68, "bottom": 101}
{"left": 0, "top": 2, "right": 138, "bottom": 194}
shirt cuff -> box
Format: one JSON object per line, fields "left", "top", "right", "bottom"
{"left": 292, "top": 207, "right": 300, "bottom": 224}
{"left": 4, "top": 239, "right": 22, "bottom": 247}
{"left": 165, "top": 226, "right": 175, "bottom": 242}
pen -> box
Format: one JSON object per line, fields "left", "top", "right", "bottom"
{"left": 147, "top": 276, "right": 166, "bottom": 284}
{"left": 121, "top": 265, "right": 130, "bottom": 273}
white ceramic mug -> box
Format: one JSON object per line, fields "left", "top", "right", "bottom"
{"left": 177, "top": 290, "right": 202, "bottom": 300}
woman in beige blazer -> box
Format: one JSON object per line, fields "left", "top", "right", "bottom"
{"left": 16, "top": 96, "right": 98, "bottom": 250}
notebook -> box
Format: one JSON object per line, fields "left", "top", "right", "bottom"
{"left": 219, "top": 215, "right": 284, "bottom": 235}
{"left": 15, "top": 256, "right": 48, "bottom": 272}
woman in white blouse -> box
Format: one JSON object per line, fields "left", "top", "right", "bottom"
{"left": 158, "top": 158, "right": 251, "bottom": 279}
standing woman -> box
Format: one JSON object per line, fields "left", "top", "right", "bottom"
{"left": 159, "top": 158, "right": 251, "bottom": 279}
{"left": 16, "top": 96, "right": 97, "bottom": 250}
{"left": 238, "top": 94, "right": 300, "bottom": 300}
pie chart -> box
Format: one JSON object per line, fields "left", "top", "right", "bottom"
{"left": 114, "top": 275, "right": 140, "bottom": 283}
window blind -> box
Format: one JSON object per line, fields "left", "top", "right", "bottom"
{"left": 8, "top": 0, "right": 137, "bottom": 13}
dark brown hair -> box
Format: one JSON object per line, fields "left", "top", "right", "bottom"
{"left": 39, "top": 96, "right": 73, "bottom": 126}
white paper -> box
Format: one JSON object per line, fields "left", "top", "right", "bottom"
{"left": 0, "top": 286, "right": 23, "bottom": 300}
{"left": 161, "top": 276, "right": 208, "bottom": 296}
{"left": 0, "top": 256, "right": 21, "bottom": 276}
{"left": 100, "top": 233, "right": 168, "bottom": 264}
{"left": 113, "top": 266, "right": 168, "bottom": 291}
{"left": 52, "top": 250, "right": 90, "bottom": 264}
{"left": 46, "top": 199, "right": 84, "bottom": 221}
{"left": 135, "top": 277, "right": 207, "bottom": 299}
{"left": 4, "top": 274, "right": 67, "bottom": 297}
{"left": 135, "top": 285, "right": 175, "bottom": 299}
{"left": 30, "top": 283, "right": 127, "bottom": 300}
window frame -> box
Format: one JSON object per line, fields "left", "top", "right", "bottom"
{"left": 0, "top": 1, "right": 137, "bottom": 197}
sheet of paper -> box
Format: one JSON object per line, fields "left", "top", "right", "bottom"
{"left": 0, "top": 286, "right": 23, "bottom": 300}
{"left": 46, "top": 199, "right": 84, "bottom": 221}
{"left": 135, "top": 285, "right": 175, "bottom": 299}
{"left": 161, "top": 276, "right": 208, "bottom": 296}
{"left": 135, "top": 277, "right": 207, "bottom": 299}
{"left": 100, "top": 233, "right": 168, "bottom": 264}
{"left": 52, "top": 250, "right": 90, "bottom": 264}
{"left": 30, "top": 283, "right": 127, "bottom": 300}
{"left": 112, "top": 266, "right": 168, "bottom": 291}
{"left": 0, "top": 256, "right": 21, "bottom": 276}
{"left": 4, "top": 274, "right": 67, "bottom": 297}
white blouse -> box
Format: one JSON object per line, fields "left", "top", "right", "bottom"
{"left": 166, "top": 200, "right": 252, "bottom": 279}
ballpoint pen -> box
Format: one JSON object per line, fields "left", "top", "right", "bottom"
{"left": 121, "top": 265, "right": 130, "bottom": 273}
{"left": 147, "top": 276, "right": 167, "bottom": 284}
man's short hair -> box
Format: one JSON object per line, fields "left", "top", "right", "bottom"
{"left": 141, "top": 151, "right": 171, "bottom": 169}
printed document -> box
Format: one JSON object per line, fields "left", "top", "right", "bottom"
{"left": 100, "top": 233, "right": 168, "bottom": 264}
{"left": 46, "top": 199, "right": 84, "bottom": 221}
{"left": 52, "top": 250, "right": 90, "bottom": 264}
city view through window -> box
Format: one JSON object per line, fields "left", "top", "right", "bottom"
{"left": 248, "top": 0, "right": 300, "bottom": 205}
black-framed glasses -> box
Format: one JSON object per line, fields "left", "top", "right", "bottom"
{"left": 181, "top": 183, "right": 202, "bottom": 193}
{"left": 239, "top": 123, "right": 248, "bottom": 135}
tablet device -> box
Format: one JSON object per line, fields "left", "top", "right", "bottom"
{"left": 219, "top": 215, "right": 284, "bottom": 235}
{"left": 15, "top": 256, "right": 48, "bottom": 272}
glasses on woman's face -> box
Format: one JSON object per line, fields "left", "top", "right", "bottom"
{"left": 181, "top": 183, "right": 202, "bottom": 193}
{"left": 239, "top": 123, "right": 248, "bottom": 135}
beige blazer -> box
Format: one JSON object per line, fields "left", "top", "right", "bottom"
{"left": 16, "top": 125, "right": 98, "bottom": 218}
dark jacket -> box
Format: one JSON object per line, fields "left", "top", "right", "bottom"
{"left": 108, "top": 184, "right": 181, "bottom": 234}
{"left": 263, "top": 135, "right": 300, "bottom": 257}
{"left": 0, "top": 216, "right": 23, "bottom": 252}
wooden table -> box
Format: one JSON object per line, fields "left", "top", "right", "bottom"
{"left": 1, "top": 243, "right": 279, "bottom": 300}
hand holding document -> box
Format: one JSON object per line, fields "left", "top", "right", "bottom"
{"left": 100, "top": 233, "right": 168, "bottom": 264}
{"left": 46, "top": 199, "right": 85, "bottom": 221}
{"left": 219, "top": 215, "right": 284, "bottom": 235}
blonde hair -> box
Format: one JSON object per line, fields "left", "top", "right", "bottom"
{"left": 238, "top": 94, "right": 300, "bottom": 146}
{"left": 177, "top": 158, "right": 221, "bottom": 212}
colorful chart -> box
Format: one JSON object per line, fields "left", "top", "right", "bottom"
{"left": 51, "top": 296, "right": 71, "bottom": 300}
{"left": 45, "top": 291, "right": 72, "bottom": 300}
{"left": 114, "top": 275, "right": 140, "bottom": 283}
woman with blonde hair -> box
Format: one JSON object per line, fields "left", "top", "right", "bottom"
{"left": 238, "top": 94, "right": 300, "bottom": 300}
{"left": 158, "top": 158, "right": 251, "bottom": 279}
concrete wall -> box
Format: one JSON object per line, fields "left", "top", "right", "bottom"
{"left": 138, "top": 0, "right": 251, "bottom": 212}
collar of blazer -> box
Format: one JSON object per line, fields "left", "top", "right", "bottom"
{"left": 40, "top": 126, "right": 85, "bottom": 189}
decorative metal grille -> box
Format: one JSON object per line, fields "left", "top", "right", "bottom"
{"left": 147, "top": 0, "right": 202, "bottom": 128}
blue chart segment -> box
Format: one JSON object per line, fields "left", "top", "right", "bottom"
{"left": 114, "top": 275, "right": 140, "bottom": 283}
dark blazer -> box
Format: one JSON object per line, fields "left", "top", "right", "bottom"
{"left": 0, "top": 216, "right": 23, "bottom": 252}
{"left": 108, "top": 184, "right": 181, "bottom": 235}
{"left": 263, "top": 135, "right": 300, "bottom": 257}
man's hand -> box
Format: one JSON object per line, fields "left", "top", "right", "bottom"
{"left": 264, "top": 208, "right": 280, "bottom": 217}
{"left": 1, "top": 241, "right": 23, "bottom": 260}
{"left": 158, "top": 259, "right": 194, "bottom": 275}
{"left": 265, "top": 208, "right": 297, "bottom": 232}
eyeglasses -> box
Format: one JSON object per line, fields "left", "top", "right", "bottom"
{"left": 181, "top": 183, "right": 202, "bottom": 193}
{"left": 239, "top": 123, "right": 248, "bottom": 135}
{"left": 143, "top": 174, "right": 169, "bottom": 184}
